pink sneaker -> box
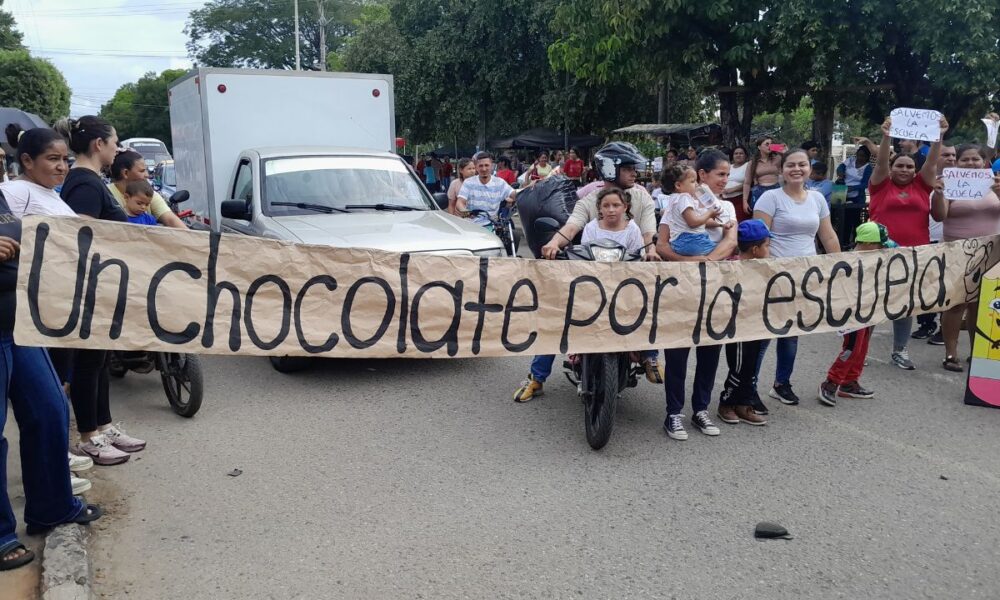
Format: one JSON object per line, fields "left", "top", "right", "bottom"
{"left": 78, "top": 434, "right": 130, "bottom": 466}
{"left": 102, "top": 424, "right": 146, "bottom": 453}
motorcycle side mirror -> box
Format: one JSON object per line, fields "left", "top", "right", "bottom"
{"left": 432, "top": 192, "right": 449, "bottom": 210}
{"left": 169, "top": 190, "right": 190, "bottom": 205}
{"left": 533, "top": 217, "right": 561, "bottom": 234}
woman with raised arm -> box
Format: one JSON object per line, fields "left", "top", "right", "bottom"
{"left": 867, "top": 113, "right": 947, "bottom": 370}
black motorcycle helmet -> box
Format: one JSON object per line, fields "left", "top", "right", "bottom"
{"left": 592, "top": 141, "right": 648, "bottom": 182}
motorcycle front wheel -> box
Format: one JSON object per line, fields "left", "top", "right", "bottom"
{"left": 158, "top": 353, "right": 204, "bottom": 418}
{"left": 584, "top": 353, "right": 620, "bottom": 450}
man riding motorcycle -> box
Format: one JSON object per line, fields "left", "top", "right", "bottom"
{"left": 456, "top": 151, "right": 516, "bottom": 228}
{"left": 515, "top": 142, "right": 663, "bottom": 403}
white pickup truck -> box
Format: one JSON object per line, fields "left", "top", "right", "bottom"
{"left": 168, "top": 68, "right": 502, "bottom": 257}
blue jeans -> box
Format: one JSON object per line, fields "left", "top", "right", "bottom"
{"left": 755, "top": 336, "right": 798, "bottom": 386}
{"left": 1, "top": 332, "right": 83, "bottom": 549}
{"left": 671, "top": 232, "right": 716, "bottom": 257}
{"left": 530, "top": 350, "right": 658, "bottom": 383}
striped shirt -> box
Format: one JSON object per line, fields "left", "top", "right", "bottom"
{"left": 458, "top": 176, "right": 514, "bottom": 226}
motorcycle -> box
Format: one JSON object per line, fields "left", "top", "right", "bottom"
{"left": 534, "top": 217, "right": 650, "bottom": 450}
{"left": 109, "top": 351, "right": 204, "bottom": 418}
{"left": 107, "top": 189, "right": 204, "bottom": 418}
{"left": 467, "top": 205, "right": 519, "bottom": 257}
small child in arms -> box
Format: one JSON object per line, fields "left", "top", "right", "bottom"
{"left": 660, "top": 165, "right": 732, "bottom": 256}
{"left": 123, "top": 180, "right": 159, "bottom": 226}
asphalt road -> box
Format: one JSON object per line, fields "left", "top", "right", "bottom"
{"left": 86, "top": 325, "right": 1000, "bottom": 599}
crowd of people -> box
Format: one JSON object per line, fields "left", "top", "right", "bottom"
{"left": 0, "top": 115, "right": 184, "bottom": 571}
{"left": 3, "top": 109, "right": 1000, "bottom": 572}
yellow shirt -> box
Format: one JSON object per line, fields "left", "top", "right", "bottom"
{"left": 107, "top": 183, "right": 170, "bottom": 219}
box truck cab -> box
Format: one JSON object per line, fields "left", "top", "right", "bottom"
{"left": 168, "top": 68, "right": 502, "bottom": 256}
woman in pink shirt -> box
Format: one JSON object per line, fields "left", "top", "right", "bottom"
{"left": 931, "top": 144, "right": 1000, "bottom": 372}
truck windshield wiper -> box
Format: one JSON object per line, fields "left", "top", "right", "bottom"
{"left": 270, "top": 202, "right": 351, "bottom": 214}
{"left": 343, "top": 203, "right": 425, "bottom": 212}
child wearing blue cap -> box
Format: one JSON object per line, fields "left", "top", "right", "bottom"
{"left": 717, "top": 219, "right": 771, "bottom": 425}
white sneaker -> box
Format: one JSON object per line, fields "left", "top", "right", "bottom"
{"left": 78, "top": 433, "right": 130, "bottom": 466}
{"left": 71, "top": 476, "right": 92, "bottom": 495}
{"left": 69, "top": 452, "right": 93, "bottom": 472}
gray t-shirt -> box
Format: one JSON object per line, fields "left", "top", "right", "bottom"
{"left": 753, "top": 188, "right": 829, "bottom": 258}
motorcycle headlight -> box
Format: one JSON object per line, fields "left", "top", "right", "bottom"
{"left": 590, "top": 245, "right": 625, "bottom": 262}
{"left": 473, "top": 248, "right": 504, "bottom": 257}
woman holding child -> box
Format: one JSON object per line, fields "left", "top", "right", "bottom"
{"left": 752, "top": 149, "right": 841, "bottom": 406}
{"left": 656, "top": 150, "right": 738, "bottom": 441}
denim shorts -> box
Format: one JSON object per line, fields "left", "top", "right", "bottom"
{"left": 671, "top": 232, "right": 716, "bottom": 256}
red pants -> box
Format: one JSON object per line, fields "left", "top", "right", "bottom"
{"left": 827, "top": 327, "right": 872, "bottom": 385}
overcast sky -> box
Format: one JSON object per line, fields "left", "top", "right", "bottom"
{"left": 9, "top": 0, "right": 195, "bottom": 117}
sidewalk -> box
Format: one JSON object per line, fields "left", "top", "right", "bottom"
{"left": 1, "top": 415, "right": 42, "bottom": 600}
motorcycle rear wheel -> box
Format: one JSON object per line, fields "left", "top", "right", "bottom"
{"left": 158, "top": 353, "right": 204, "bottom": 418}
{"left": 584, "top": 353, "right": 620, "bottom": 450}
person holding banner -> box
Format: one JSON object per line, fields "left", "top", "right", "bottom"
{"left": 0, "top": 191, "right": 102, "bottom": 572}
{"left": 931, "top": 144, "right": 1000, "bottom": 372}
{"left": 752, "top": 149, "right": 841, "bottom": 406}
{"left": 658, "top": 150, "right": 738, "bottom": 440}
{"left": 52, "top": 116, "right": 145, "bottom": 465}
{"left": 0, "top": 125, "right": 75, "bottom": 219}
{"left": 868, "top": 113, "right": 948, "bottom": 370}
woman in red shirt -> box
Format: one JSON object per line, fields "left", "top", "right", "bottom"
{"left": 868, "top": 113, "right": 948, "bottom": 371}
{"left": 563, "top": 148, "right": 585, "bottom": 183}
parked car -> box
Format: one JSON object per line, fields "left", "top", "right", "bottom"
{"left": 152, "top": 160, "right": 176, "bottom": 198}
{"left": 122, "top": 137, "right": 172, "bottom": 173}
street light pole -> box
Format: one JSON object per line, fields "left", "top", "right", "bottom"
{"left": 294, "top": 0, "right": 301, "bottom": 71}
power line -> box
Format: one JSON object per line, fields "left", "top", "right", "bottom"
{"left": 34, "top": 49, "right": 189, "bottom": 59}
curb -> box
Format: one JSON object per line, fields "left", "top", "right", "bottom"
{"left": 40, "top": 524, "right": 92, "bottom": 600}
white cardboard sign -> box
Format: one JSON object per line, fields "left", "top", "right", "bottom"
{"left": 943, "top": 168, "right": 994, "bottom": 200}
{"left": 982, "top": 116, "right": 999, "bottom": 148}
{"left": 890, "top": 107, "right": 942, "bottom": 142}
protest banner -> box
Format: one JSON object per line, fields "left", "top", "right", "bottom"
{"left": 14, "top": 217, "right": 1000, "bottom": 359}
{"left": 983, "top": 116, "right": 999, "bottom": 149}
{"left": 942, "top": 168, "right": 995, "bottom": 200}
{"left": 890, "top": 107, "right": 942, "bottom": 142}
{"left": 966, "top": 261, "right": 1000, "bottom": 408}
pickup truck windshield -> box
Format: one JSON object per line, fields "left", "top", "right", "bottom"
{"left": 262, "top": 156, "right": 434, "bottom": 216}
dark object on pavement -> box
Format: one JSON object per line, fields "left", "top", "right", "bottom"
{"left": 754, "top": 522, "right": 793, "bottom": 540}
{"left": 228, "top": 468, "right": 243, "bottom": 477}
{"left": 940, "top": 475, "right": 949, "bottom": 481}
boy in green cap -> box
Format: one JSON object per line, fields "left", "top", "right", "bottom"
{"left": 817, "top": 221, "right": 897, "bottom": 406}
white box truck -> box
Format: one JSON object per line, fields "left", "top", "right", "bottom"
{"left": 168, "top": 68, "right": 502, "bottom": 255}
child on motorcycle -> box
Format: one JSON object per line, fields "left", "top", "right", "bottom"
{"left": 661, "top": 165, "right": 733, "bottom": 256}
{"left": 122, "top": 180, "right": 158, "bottom": 226}
{"left": 513, "top": 187, "right": 662, "bottom": 403}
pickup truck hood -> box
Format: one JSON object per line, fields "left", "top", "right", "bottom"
{"left": 266, "top": 210, "right": 502, "bottom": 254}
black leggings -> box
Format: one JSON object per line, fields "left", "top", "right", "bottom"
{"left": 48, "top": 348, "right": 112, "bottom": 434}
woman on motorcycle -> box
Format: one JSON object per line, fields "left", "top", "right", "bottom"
{"left": 446, "top": 158, "right": 475, "bottom": 215}
{"left": 108, "top": 150, "right": 187, "bottom": 229}
{"left": 52, "top": 116, "right": 146, "bottom": 466}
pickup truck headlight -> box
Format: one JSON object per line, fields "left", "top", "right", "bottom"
{"left": 473, "top": 248, "right": 504, "bottom": 257}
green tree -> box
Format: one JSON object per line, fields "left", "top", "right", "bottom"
{"left": 99, "top": 69, "right": 187, "bottom": 148}
{"left": 340, "top": 0, "right": 703, "bottom": 146}
{"left": 0, "top": 0, "right": 23, "bottom": 51}
{"left": 186, "top": 0, "right": 362, "bottom": 71}
{"left": 0, "top": 50, "right": 70, "bottom": 123}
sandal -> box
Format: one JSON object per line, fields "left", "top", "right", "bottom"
{"left": 943, "top": 356, "right": 964, "bottom": 373}
{"left": 25, "top": 503, "right": 103, "bottom": 536}
{"left": 0, "top": 541, "right": 35, "bottom": 572}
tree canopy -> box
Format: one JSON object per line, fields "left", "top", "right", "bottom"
{"left": 99, "top": 69, "right": 188, "bottom": 148}
{"left": 0, "top": 50, "right": 70, "bottom": 123}
{"left": 0, "top": 0, "right": 23, "bottom": 51}
{"left": 186, "top": 0, "right": 362, "bottom": 71}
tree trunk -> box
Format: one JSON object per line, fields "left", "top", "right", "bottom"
{"left": 316, "top": 0, "right": 328, "bottom": 71}
{"left": 657, "top": 77, "right": 665, "bottom": 124}
{"left": 812, "top": 92, "right": 835, "bottom": 159}
{"left": 719, "top": 89, "right": 739, "bottom": 149}
{"left": 477, "top": 99, "right": 488, "bottom": 150}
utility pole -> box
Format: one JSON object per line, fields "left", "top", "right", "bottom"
{"left": 316, "top": 1, "right": 328, "bottom": 71}
{"left": 294, "top": 0, "right": 301, "bottom": 71}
